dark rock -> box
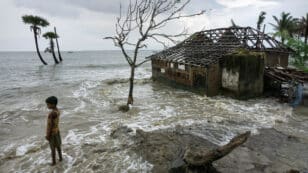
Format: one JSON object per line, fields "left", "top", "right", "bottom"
{"left": 118, "top": 105, "right": 130, "bottom": 112}
{"left": 110, "top": 126, "right": 133, "bottom": 138}
{"left": 92, "top": 148, "right": 107, "bottom": 153}
{"left": 286, "top": 169, "right": 300, "bottom": 173}
{"left": 132, "top": 128, "right": 227, "bottom": 173}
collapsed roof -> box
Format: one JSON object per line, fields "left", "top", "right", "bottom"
{"left": 148, "top": 27, "right": 292, "bottom": 67}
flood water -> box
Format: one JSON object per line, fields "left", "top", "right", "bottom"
{"left": 0, "top": 51, "right": 307, "bottom": 173}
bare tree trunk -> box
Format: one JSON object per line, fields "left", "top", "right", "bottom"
{"left": 50, "top": 39, "right": 59, "bottom": 64}
{"left": 127, "top": 65, "right": 135, "bottom": 106}
{"left": 33, "top": 30, "right": 48, "bottom": 65}
{"left": 54, "top": 27, "right": 63, "bottom": 62}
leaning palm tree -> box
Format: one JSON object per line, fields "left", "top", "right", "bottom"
{"left": 22, "top": 15, "right": 49, "bottom": 65}
{"left": 270, "top": 12, "right": 297, "bottom": 44}
{"left": 43, "top": 32, "right": 59, "bottom": 64}
{"left": 54, "top": 27, "right": 63, "bottom": 62}
{"left": 257, "top": 11, "right": 266, "bottom": 31}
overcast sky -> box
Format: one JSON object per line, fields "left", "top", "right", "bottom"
{"left": 0, "top": 0, "right": 307, "bottom": 51}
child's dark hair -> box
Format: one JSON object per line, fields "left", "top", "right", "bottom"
{"left": 46, "top": 96, "right": 58, "bottom": 105}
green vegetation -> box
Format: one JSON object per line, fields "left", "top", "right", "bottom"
{"left": 268, "top": 12, "right": 308, "bottom": 71}
{"left": 22, "top": 15, "right": 49, "bottom": 65}
{"left": 270, "top": 12, "right": 297, "bottom": 44}
{"left": 287, "top": 37, "right": 308, "bottom": 72}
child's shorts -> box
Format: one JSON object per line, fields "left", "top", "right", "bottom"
{"left": 49, "top": 132, "right": 62, "bottom": 148}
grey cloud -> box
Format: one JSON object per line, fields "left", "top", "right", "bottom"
{"left": 14, "top": 0, "right": 126, "bottom": 18}
{"left": 15, "top": 0, "right": 79, "bottom": 18}
{"left": 66, "top": 0, "right": 124, "bottom": 14}
{"left": 14, "top": 0, "right": 210, "bottom": 18}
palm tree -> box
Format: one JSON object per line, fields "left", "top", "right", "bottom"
{"left": 230, "top": 19, "right": 239, "bottom": 27}
{"left": 270, "top": 12, "right": 297, "bottom": 44}
{"left": 54, "top": 27, "right": 63, "bottom": 62}
{"left": 43, "top": 32, "right": 59, "bottom": 64}
{"left": 297, "top": 13, "right": 308, "bottom": 44}
{"left": 257, "top": 11, "right": 266, "bottom": 31}
{"left": 22, "top": 15, "right": 49, "bottom": 65}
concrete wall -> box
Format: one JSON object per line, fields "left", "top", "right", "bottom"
{"left": 222, "top": 67, "right": 239, "bottom": 92}
{"left": 222, "top": 51, "right": 265, "bottom": 99}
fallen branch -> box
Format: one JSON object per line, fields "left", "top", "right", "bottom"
{"left": 184, "top": 131, "right": 251, "bottom": 166}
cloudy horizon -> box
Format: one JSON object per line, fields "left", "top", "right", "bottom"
{"left": 0, "top": 0, "right": 307, "bottom": 51}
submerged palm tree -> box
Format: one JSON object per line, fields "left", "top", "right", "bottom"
{"left": 22, "top": 15, "right": 49, "bottom": 65}
{"left": 43, "top": 32, "right": 59, "bottom": 64}
{"left": 257, "top": 11, "right": 266, "bottom": 31}
{"left": 270, "top": 12, "right": 297, "bottom": 44}
{"left": 54, "top": 27, "right": 63, "bottom": 62}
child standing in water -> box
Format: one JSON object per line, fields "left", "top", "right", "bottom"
{"left": 45, "top": 96, "right": 62, "bottom": 165}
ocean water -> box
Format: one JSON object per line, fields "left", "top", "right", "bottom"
{"left": 0, "top": 51, "right": 307, "bottom": 173}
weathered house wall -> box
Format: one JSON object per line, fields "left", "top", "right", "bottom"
{"left": 222, "top": 52, "right": 265, "bottom": 99}
{"left": 206, "top": 63, "right": 220, "bottom": 96}
{"left": 152, "top": 59, "right": 193, "bottom": 86}
{"left": 264, "top": 52, "right": 289, "bottom": 67}
{"left": 152, "top": 58, "right": 221, "bottom": 96}
{"left": 222, "top": 67, "right": 239, "bottom": 92}
{"left": 152, "top": 59, "right": 220, "bottom": 95}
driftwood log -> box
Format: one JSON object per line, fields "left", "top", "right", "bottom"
{"left": 184, "top": 131, "right": 251, "bottom": 167}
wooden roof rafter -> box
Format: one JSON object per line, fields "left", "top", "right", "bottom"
{"left": 148, "top": 27, "right": 292, "bottom": 67}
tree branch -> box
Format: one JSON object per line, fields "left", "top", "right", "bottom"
{"left": 136, "top": 58, "right": 151, "bottom": 67}
{"left": 104, "top": 0, "right": 205, "bottom": 67}
{"left": 104, "top": 36, "right": 133, "bottom": 66}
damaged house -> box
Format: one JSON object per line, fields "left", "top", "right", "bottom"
{"left": 148, "top": 27, "right": 293, "bottom": 99}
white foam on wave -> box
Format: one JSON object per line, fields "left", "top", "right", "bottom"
{"left": 64, "top": 129, "right": 83, "bottom": 146}
{"left": 121, "top": 95, "right": 293, "bottom": 146}
{"left": 122, "top": 155, "right": 153, "bottom": 173}
{"left": 16, "top": 143, "right": 36, "bottom": 156}
{"left": 64, "top": 123, "right": 108, "bottom": 146}
{"left": 72, "top": 81, "right": 100, "bottom": 98}
{"left": 73, "top": 100, "right": 86, "bottom": 112}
